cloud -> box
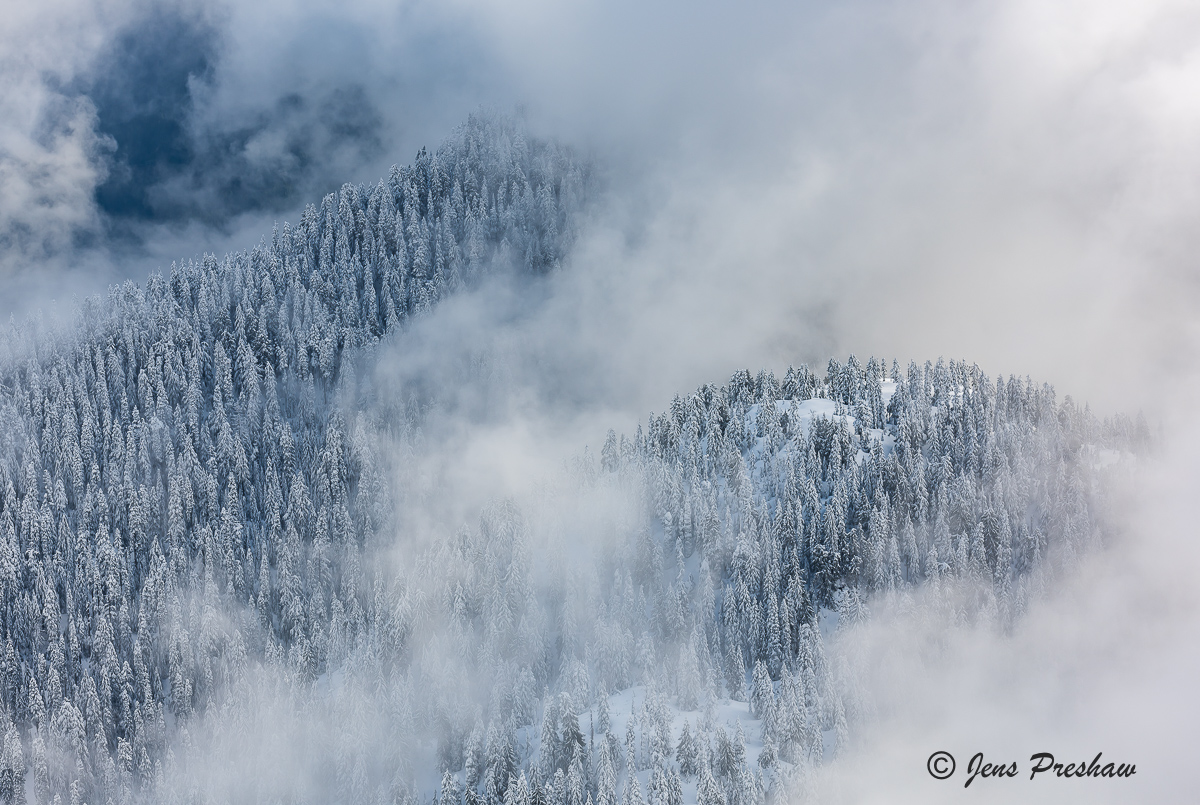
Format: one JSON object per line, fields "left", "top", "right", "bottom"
{"left": 0, "top": 0, "right": 511, "bottom": 298}
{"left": 506, "top": 0, "right": 1200, "bottom": 415}
{"left": 348, "top": 6, "right": 1200, "bottom": 803}
{"left": 791, "top": 380, "right": 1200, "bottom": 803}
{"left": 4, "top": 0, "right": 1199, "bottom": 410}
{"left": 0, "top": 0, "right": 126, "bottom": 279}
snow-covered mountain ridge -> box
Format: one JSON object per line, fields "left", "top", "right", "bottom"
{"left": 0, "top": 117, "right": 1143, "bottom": 805}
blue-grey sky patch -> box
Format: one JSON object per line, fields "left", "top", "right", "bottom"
{"left": 83, "top": 4, "right": 393, "bottom": 232}
{"left": 88, "top": 5, "right": 219, "bottom": 222}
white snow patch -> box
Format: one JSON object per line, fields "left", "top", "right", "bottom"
{"left": 578, "top": 685, "right": 771, "bottom": 805}
{"left": 746, "top": 398, "right": 856, "bottom": 439}
{"left": 879, "top": 379, "right": 897, "bottom": 408}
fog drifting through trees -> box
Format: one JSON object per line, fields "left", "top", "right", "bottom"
{"left": 0, "top": 115, "right": 1148, "bottom": 805}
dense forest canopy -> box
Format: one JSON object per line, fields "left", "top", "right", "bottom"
{"left": 0, "top": 115, "right": 1141, "bottom": 805}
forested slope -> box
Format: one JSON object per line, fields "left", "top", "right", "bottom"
{"left": 0, "top": 116, "right": 1139, "bottom": 805}
{"left": 0, "top": 114, "right": 589, "bottom": 804}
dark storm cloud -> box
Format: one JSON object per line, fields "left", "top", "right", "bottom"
{"left": 87, "top": 5, "right": 219, "bottom": 221}
{"left": 85, "top": 5, "right": 388, "bottom": 232}
{"left": 192, "top": 85, "right": 383, "bottom": 219}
